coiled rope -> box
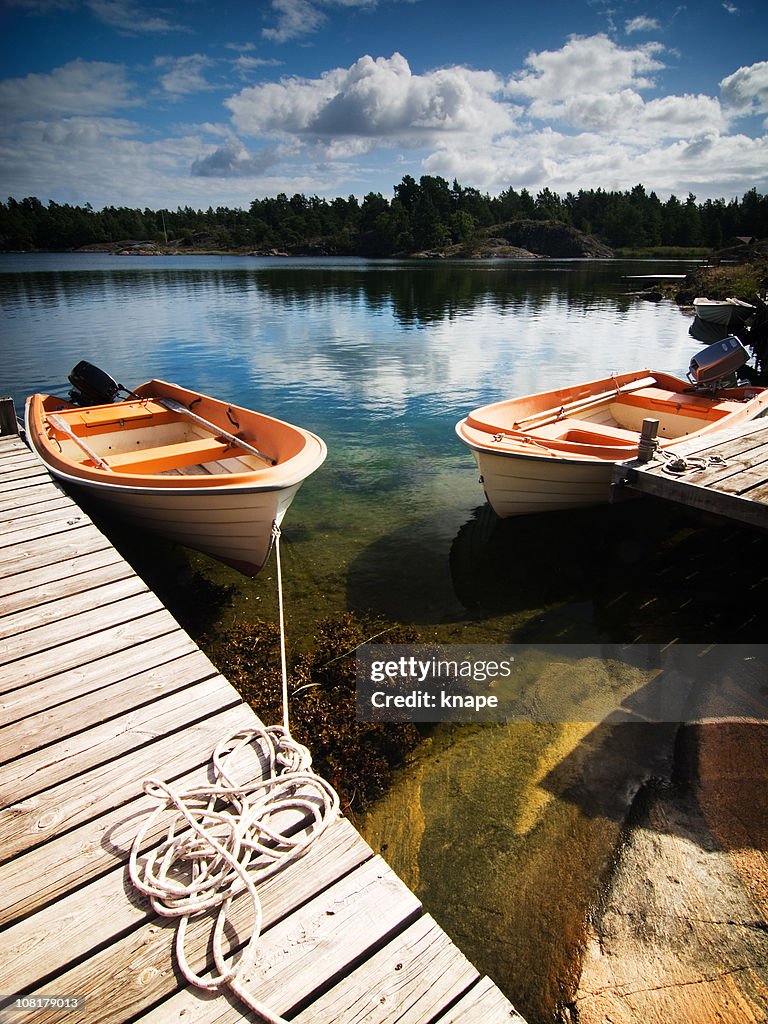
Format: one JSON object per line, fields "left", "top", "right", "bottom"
{"left": 660, "top": 451, "right": 728, "bottom": 476}
{"left": 128, "top": 524, "right": 339, "bottom": 1023}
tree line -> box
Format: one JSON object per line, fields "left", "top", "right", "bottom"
{"left": 1, "top": 177, "right": 766, "bottom": 256}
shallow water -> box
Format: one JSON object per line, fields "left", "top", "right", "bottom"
{"left": 3, "top": 254, "right": 766, "bottom": 1022}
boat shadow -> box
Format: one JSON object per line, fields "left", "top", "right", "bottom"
{"left": 448, "top": 499, "right": 768, "bottom": 644}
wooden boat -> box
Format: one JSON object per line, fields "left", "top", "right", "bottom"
{"left": 693, "top": 296, "right": 755, "bottom": 327}
{"left": 25, "top": 376, "right": 327, "bottom": 576}
{"left": 455, "top": 363, "right": 768, "bottom": 518}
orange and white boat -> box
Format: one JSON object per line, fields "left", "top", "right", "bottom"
{"left": 26, "top": 368, "right": 326, "bottom": 576}
{"left": 456, "top": 340, "right": 767, "bottom": 518}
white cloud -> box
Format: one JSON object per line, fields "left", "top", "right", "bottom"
{"left": 422, "top": 124, "right": 768, "bottom": 200}
{"left": 625, "top": 16, "right": 661, "bottom": 33}
{"left": 226, "top": 52, "right": 515, "bottom": 153}
{"left": 262, "top": 0, "right": 379, "bottom": 42}
{"left": 507, "top": 34, "right": 665, "bottom": 111}
{"left": 191, "top": 139, "right": 282, "bottom": 177}
{"left": 262, "top": 0, "right": 327, "bottom": 42}
{"left": 0, "top": 60, "right": 138, "bottom": 120}
{"left": 85, "top": 0, "right": 184, "bottom": 33}
{"left": 720, "top": 61, "right": 768, "bottom": 116}
{"left": 155, "top": 54, "right": 217, "bottom": 96}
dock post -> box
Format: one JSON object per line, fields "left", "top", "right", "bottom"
{"left": 0, "top": 397, "right": 19, "bottom": 436}
{"left": 637, "top": 418, "right": 659, "bottom": 463}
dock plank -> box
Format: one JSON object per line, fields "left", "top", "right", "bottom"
{"left": 0, "top": 648, "right": 218, "bottom": 761}
{"left": 613, "top": 419, "right": 768, "bottom": 529}
{"left": 291, "top": 914, "right": 480, "bottom": 1024}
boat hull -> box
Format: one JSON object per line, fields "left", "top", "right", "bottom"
{"left": 25, "top": 379, "right": 326, "bottom": 576}
{"left": 456, "top": 368, "right": 767, "bottom": 519}
{"left": 41, "top": 465, "right": 302, "bottom": 575}
{"left": 470, "top": 447, "right": 615, "bottom": 517}
{"left": 693, "top": 297, "right": 755, "bottom": 327}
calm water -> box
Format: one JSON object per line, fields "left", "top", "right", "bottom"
{"left": 3, "top": 254, "right": 766, "bottom": 1022}
{"left": 0, "top": 252, "right": 711, "bottom": 638}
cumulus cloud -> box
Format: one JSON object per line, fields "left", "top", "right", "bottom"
{"left": 226, "top": 52, "right": 515, "bottom": 151}
{"left": 155, "top": 54, "right": 217, "bottom": 95}
{"left": 507, "top": 34, "right": 665, "bottom": 112}
{"left": 721, "top": 61, "right": 768, "bottom": 116}
{"left": 625, "top": 16, "right": 660, "bottom": 34}
{"left": 191, "top": 139, "right": 281, "bottom": 177}
{"left": 0, "top": 60, "right": 138, "bottom": 120}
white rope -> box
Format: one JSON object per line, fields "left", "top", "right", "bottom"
{"left": 273, "top": 523, "right": 290, "bottom": 735}
{"left": 660, "top": 450, "right": 728, "bottom": 476}
{"left": 128, "top": 525, "right": 339, "bottom": 1023}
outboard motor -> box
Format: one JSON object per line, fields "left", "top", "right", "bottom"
{"left": 68, "top": 360, "right": 124, "bottom": 405}
{"left": 687, "top": 336, "right": 750, "bottom": 388}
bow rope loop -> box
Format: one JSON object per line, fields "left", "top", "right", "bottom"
{"left": 128, "top": 523, "right": 339, "bottom": 1024}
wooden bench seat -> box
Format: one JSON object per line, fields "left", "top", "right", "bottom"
{"left": 613, "top": 388, "right": 742, "bottom": 419}
{"left": 532, "top": 418, "right": 639, "bottom": 445}
{"left": 102, "top": 437, "right": 234, "bottom": 474}
{"left": 52, "top": 401, "right": 176, "bottom": 435}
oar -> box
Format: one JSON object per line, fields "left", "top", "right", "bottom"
{"left": 512, "top": 375, "right": 657, "bottom": 430}
{"left": 155, "top": 398, "right": 277, "bottom": 466}
{"left": 47, "top": 413, "right": 114, "bottom": 471}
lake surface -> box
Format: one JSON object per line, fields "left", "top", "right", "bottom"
{"left": 0, "top": 253, "right": 714, "bottom": 638}
{"left": 3, "top": 254, "right": 766, "bottom": 1022}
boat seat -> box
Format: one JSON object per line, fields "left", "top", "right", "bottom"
{"left": 51, "top": 401, "right": 176, "bottom": 435}
{"left": 102, "top": 437, "right": 234, "bottom": 474}
{"left": 531, "top": 418, "right": 639, "bottom": 445}
{"left": 613, "top": 388, "right": 743, "bottom": 419}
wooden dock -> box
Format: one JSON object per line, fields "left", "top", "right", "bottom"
{"left": 0, "top": 425, "right": 523, "bottom": 1024}
{"left": 612, "top": 418, "right": 768, "bottom": 529}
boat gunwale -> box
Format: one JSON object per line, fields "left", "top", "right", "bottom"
{"left": 456, "top": 369, "right": 768, "bottom": 464}
{"left": 24, "top": 382, "right": 327, "bottom": 492}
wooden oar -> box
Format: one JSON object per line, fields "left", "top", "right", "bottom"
{"left": 155, "top": 398, "right": 277, "bottom": 466}
{"left": 47, "top": 413, "right": 113, "bottom": 471}
{"left": 513, "top": 375, "right": 657, "bottom": 430}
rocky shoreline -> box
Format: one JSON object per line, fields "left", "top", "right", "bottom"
{"left": 572, "top": 718, "right": 768, "bottom": 1024}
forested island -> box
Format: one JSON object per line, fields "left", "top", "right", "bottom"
{"left": 2, "top": 176, "right": 767, "bottom": 259}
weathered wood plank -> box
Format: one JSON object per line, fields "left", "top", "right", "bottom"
{"left": 83, "top": 848, "right": 414, "bottom": 1024}
{"left": 0, "top": 674, "right": 236, "bottom": 804}
{"left": 0, "top": 574, "right": 150, "bottom": 642}
{"left": 0, "top": 521, "right": 110, "bottom": 577}
{"left": 0, "top": 498, "right": 88, "bottom": 538}
{"left": 0, "top": 480, "right": 69, "bottom": 513}
{"left": 290, "top": 914, "right": 479, "bottom": 1024}
{"left": 2, "top": 818, "right": 373, "bottom": 1024}
{"left": 0, "top": 747, "right": 231, "bottom": 925}
{"left": 0, "top": 495, "right": 75, "bottom": 533}
{"left": 1, "top": 591, "right": 169, "bottom": 675}
{"left": 0, "top": 648, "right": 219, "bottom": 762}
{"left": 439, "top": 975, "right": 526, "bottom": 1022}
{"left": 0, "top": 778, "right": 364, "bottom": 1002}
{"left": 0, "top": 508, "right": 92, "bottom": 551}
{"left": 0, "top": 701, "right": 255, "bottom": 861}
{"left": 1, "top": 625, "right": 199, "bottom": 721}
{"left": 0, "top": 549, "right": 131, "bottom": 614}
{"left": 622, "top": 469, "right": 768, "bottom": 529}
{"left": 0, "top": 462, "right": 49, "bottom": 485}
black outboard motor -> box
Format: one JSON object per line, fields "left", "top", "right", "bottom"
{"left": 687, "top": 336, "right": 750, "bottom": 388}
{"left": 68, "top": 360, "right": 124, "bottom": 406}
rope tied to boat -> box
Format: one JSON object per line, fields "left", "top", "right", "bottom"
{"left": 660, "top": 451, "right": 728, "bottom": 476}
{"left": 128, "top": 525, "right": 339, "bottom": 1024}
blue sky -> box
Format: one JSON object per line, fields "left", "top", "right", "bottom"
{"left": 1, "top": 0, "right": 766, "bottom": 211}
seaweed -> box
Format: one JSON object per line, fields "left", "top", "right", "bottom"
{"left": 207, "top": 612, "right": 426, "bottom": 814}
